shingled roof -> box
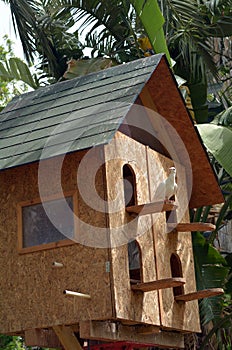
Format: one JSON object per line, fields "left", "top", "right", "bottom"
{"left": 0, "top": 55, "right": 163, "bottom": 171}
{"left": 0, "top": 54, "right": 223, "bottom": 208}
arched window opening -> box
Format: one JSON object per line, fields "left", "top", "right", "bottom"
{"left": 123, "top": 164, "right": 136, "bottom": 207}
{"left": 128, "top": 240, "right": 142, "bottom": 283}
{"left": 166, "top": 209, "right": 177, "bottom": 223}
{"left": 170, "top": 253, "right": 184, "bottom": 297}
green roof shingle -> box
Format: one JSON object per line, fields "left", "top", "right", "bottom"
{"left": 0, "top": 54, "right": 163, "bottom": 170}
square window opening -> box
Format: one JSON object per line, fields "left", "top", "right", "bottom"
{"left": 18, "top": 192, "right": 77, "bottom": 253}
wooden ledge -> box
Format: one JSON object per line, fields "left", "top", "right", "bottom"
{"left": 168, "top": 222, "right": 216, "bottom": 232}
{"left": 175, "top": 288, "right": 224, "bottom": 302}
{"left": 126, "top": 201, "right": 177, "bottom": 215}
{"left": 80, "top": 320, "right": 184, "bottom": 348}
{"left": 131, "top": 278, "right": 185, "bottom": 292}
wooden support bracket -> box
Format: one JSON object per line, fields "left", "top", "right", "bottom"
{"left": 80, "top": 321, "right": 184, "bottom": 349}
{"left": 53, "top": 325, "right": 83, "bottom": 350}
{"left": 126, "top": 201, "right": 177, "bottom": 215}
{"left": 168, "top": 222, "right": 216, "bottom": 232}
{"left": 131, "top": 277, "right": 185, "bottom": 292}
{"left": 175, "top": 288, "right": 224, "bottom": 302}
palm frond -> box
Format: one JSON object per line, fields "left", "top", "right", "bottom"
{"left": 59, "top": 0, "right": 132, "bottom": 42}
{"left": 7, "top": 0, "right": 39, "bottom": 62}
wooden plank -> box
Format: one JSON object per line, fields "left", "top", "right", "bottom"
{"left": 25, "top": 328, "right": 62, "bottom": 348}
{"left": 80, "top": 321, "right": 184, "bottom": 349}
{"left": 126, "top": 201, "right": 177, "bottom": 215}
{"left": 168, "top": 222, "right": 216, "bottom": 232}
{"left": 131, "top": 278, "right": 185, "bottom": 292}
{"left": 53, "top": 325, "right": 83, "bottom": 350}
{"left": 136, "top": 325, "right": 160, "bottom": 334}
{"left": 175, "top": 288, "right": 224, "bottom": 302}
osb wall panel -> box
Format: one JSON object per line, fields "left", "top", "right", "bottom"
{"left": 104, "top": 132, "right": 160, "bottom": 326}
{"left": 0, "top": 149, "right": 113, "bottom": 334}
{"left": 147, "top": 147, "right": 201, "bottom": 333}
{"left": 146, "top": 57, "right": 223, "bottom": 208}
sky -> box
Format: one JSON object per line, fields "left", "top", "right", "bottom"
{"left": 0, "top": 2, "right": 24, "bottom": 58}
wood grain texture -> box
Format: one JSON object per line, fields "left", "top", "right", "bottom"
{"left": 175, "top": 288, "right": 224, "bottom": 302}
{"left": 53, "top": 325, "right": 82, "bottom": 350}
{"left": 80, "top": 321, "right": 184, "bottom": 348}
{"left": 131, "top": 278, "right": 185, "bottom": 292}
{"left": 146, "top": 146, "right": 201, "bottom": 333}
{"left": 0, "top": 150, "right": 113, "bottom": 334}
{"left": 25, "top": 329, "right": 62, "bottom": 348}
{"left": 104, "top": 132, "right": 160, "bottom": 326}
{"left": 144, "top": 57, "right": 223, "bottom": 208}
{"left": 169, "top": 222, "right": 216, "bottom": 232}
{"left": 126, "top": 202, "right": 177, "bottom": 215}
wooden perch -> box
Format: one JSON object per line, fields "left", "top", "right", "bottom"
{"left": 63, "top": 290, "right": 91, "bottom": 299}
{"left": 126, "top": 201, "right": 177, "bottom": 215}
{"left": 168, "top": 222, "right": 216, "bottom": 232}
{"left": 131, "top": 277, "right": 185, "bottom": 292}
{"left": 52, "top": 262, "right": 64, "bottom": 268}
{"left": 175, "top": 288, "right": 224, "bottom": 302}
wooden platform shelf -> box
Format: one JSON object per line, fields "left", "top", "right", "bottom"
{"left": 175, "top": 288, "right": 224, "bottom": 302}
{"left": 126, "top": 201, "right": 177, "bottom": 216}
{"left": 168, "top": 222, "right": 216, "bottom": 232}
{"left": 131, "top": 277, "right": 185, "bottom": 292}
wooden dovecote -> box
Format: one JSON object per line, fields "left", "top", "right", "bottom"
{"left": 0, "top": 55, "right": 224, "bottom": 349}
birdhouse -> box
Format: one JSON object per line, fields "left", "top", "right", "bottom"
{"left": 0, "top": 54, "right": 224, "bottom": 349}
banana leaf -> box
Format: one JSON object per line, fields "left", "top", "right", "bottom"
{"left": 192, "top": 232, "right": 229, "bottom": 325}
{"left": 130, "top": 0, "right": 171, "bottom": 65}
{"left": 197, "top": 124, "right": 232, "bottom": 177}
{"left": 0, "top": 57, "right": 38, "bottom": 89}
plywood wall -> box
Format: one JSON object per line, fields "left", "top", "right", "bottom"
{"left": 146, "top": 147, "right": 201, "bottom": 333}
{"left": 104, "top": 132, "right": 160, "bottom": 326}
{"left": 104, "top": 132, "right": 200, "bottom": 332}
{"left": 0, "top": 149, "right": 113, "bottom": 334}
{"left": 0, "top": 130, "right": 201, "bottom": 336}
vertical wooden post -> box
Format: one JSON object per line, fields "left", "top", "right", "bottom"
{"left": 53, "top": 325, "right": 83, "bottom": 350}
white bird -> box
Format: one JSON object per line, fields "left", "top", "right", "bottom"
{"left": 154, "top": 167, "right": 177, "bottom": 203}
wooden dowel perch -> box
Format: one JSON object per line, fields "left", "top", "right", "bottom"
{"left": 63, "top": 290, "right": 91, "bottom": 299}
{"left": 126, "top": 201, "right": 177, "bottom": 215}
{"left": 52, "top": 262, "right": 64, "bottom": 268}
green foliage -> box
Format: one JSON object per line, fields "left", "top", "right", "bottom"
{"left": 197, "top": 123, "right": 232, "bottom": 177}
{"left": 59, "top": 0, "right": 143, "bottom": 64}
{"left": 214, "top": 107, "right": 232, "bottom": 127}
{"left": 131, "top": 0, "right": 171, "bottom": 64}
{"left": 3, "top": 0, "right": 84, "bottom": 82}
{"left": 158, "top": 0, "right": 231, "bottom": 123}
{"left": 0, "top": 36, "right": 35, "bottom": 110}
{"left": 191, "top": 159, "right": 232, "bottom": 348}
{"left": 35, "top": 6, "right": 84, "bottom": 81}
{"left": 0, "top": 57, "right": 39, "bottom": 89}
{"left": 0, "top": 334, "right": 53, "bottom": 350}
{"left": 0, "top": 335, "right": 26, "bottom": 350}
